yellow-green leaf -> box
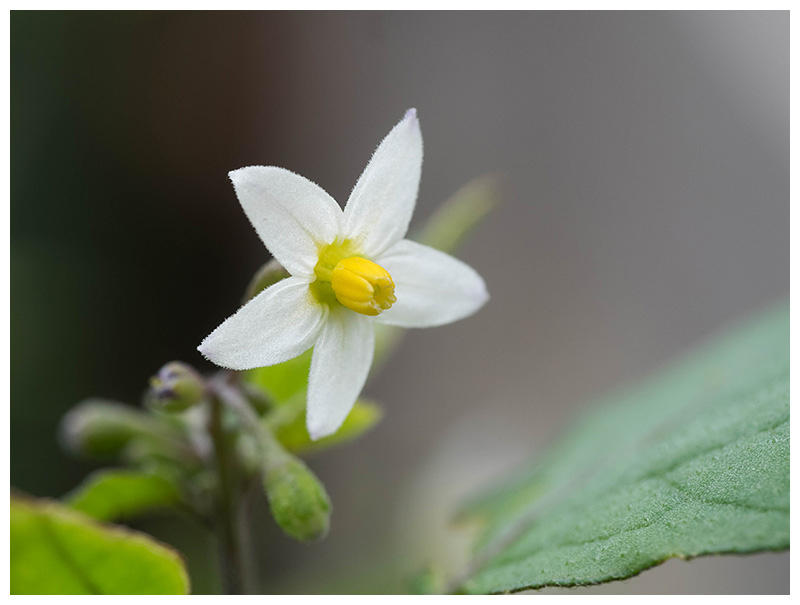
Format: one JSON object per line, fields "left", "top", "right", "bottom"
{"left": 246, "top": 349, "right": 312, "bottom": 405}
{"left": 267, "top": 398, "right": 383, "bottom": 455}
{"left": 11, "top": 494, "right": 190, "bottom": 594}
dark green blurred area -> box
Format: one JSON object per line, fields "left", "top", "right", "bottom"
{"left": 12, "top": 11, "right": 266, "bottom": 495}
{"left": 12, "top": 14, "right": 282, "bottom": 591}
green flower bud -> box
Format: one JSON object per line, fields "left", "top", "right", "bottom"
{"left": 146, "top": 362, "right": 207, "bottom": 412}
{"left": 235, "top": 432, "right": 262, "bottom": 476}
{"left": 263, "top": 457, "right": 331, "bottom": 541}
{"left": 59, "top": 399, "right": 150, "bottom": 460}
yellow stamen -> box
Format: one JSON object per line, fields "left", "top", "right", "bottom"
{"left": 331, "top": 257, "right": 396, "bottom": 316}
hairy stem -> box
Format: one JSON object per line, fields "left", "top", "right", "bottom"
{"left": 209, "top": 394, "right": 248, "bottom": 595}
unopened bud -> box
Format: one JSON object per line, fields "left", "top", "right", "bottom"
{"left": 146, "top": 362, "right": 207, "bottom": 412}
{"left": 263, "top": 457, "right": 331, "bottom": 541}
{"left": 59, "top": 399, "right": 150, "bottom": 460}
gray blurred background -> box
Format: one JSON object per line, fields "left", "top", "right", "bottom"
{"left": 11, "top": 11, "right": 788, "bottom": 594}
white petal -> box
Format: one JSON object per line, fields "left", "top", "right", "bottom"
{"left": 229, "top": 166, "right": 342, "bottom": 277}
{"left": 306, "top": 308, "right": 375, "bottom": 440}
{"left": 374, "top": 239, "right": 489, "bottom": 328}
{"left": 198, "top": 276, "right": 326, "bottom": 370}
{"left": 342, "top": 109, "right": 423, "bottom": 257}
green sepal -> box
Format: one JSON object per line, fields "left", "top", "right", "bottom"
{"left": 11, "top": 493, "right": 190, "bottom": 594}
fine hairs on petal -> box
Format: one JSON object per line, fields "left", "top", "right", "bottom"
{"left": 342, "top": 109, "right": 424, "bottom": 258}
{"left": 306, "top": 310, "right": 375, "bottom": 440}
{"left": 229, "top": 166, "right": 343, "bottom": 278}
{"left": 197, "top": 277, "right": 326, "bottom": 371}
{"left": 199, "top": 109, "right": 490, "bottom": 442}
{"left": 373, "top": 239, "right": 489, "bottom": 328}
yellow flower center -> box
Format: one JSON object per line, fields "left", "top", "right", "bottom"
{"left": 331, "top": 257, "right": 396, "bottom": 316}
{"left": 311, "top": 241, "right": 396, "bottom": 316}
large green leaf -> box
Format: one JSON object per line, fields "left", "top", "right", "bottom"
{"left": 10, "top": 494, "right": 190, "bottom": 594}
{"left": 64, "top": 469, "right": 181, "bottom": 522}
{"left": 459, "top": 303, "right": 788, "bottom": 594}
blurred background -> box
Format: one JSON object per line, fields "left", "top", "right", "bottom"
{"left": 11, "top": 11, "right": 788, "bottom": 594}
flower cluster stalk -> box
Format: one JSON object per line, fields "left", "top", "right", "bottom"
{"left": 208, "top": 390, "right": 249, "bottom": 595}
{"left": 55, "top": 110, "right": 496, "bottom": 594}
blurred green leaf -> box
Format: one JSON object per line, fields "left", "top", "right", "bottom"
{"left": 266, "top": 398, "right": 383, "bottom": 455}
{"left": 64, "top": 470, "right": 181, "bottom": 522}
{"left": 408, "top": 567, "right": 445, "bottom": 595}
{"left": 10, "top": 494, "right": 190, "bottom": 594}
{"left": 59, "top": 399, "right": 154, "bottom": 460}
{"left": 415, "top": 173, "right": 502, "bottom": 253}
{"left": 458, "top": 303, "right": 789, "bottom": 594}
{"left": 246, "top": 349, "right": 312, "bottom": 405}
{"left": 247, "top": 333, "right": 398, "bottom": 408}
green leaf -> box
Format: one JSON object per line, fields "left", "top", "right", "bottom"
{"left": 266, "top": 398, "right": 383, "bottom": 455}
{"left": 10, "top": 494, "right": 190, "bottom": 594}
{"left": 415, "top": 173, "right": 502, "bottom": 253}
{"left": 64, "top": 470, "right": 181, "bottom": 522}
{"left": 246, "top": 349, "right": 312, "bottom": 405}
{"left": 59, "top": 399, "right": 155, "bottom": 460}
{"left": 459, "top": 303, "right": 788, "bottom": 594}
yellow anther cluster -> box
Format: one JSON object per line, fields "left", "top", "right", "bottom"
{"left": 331, "top": 256, "right": 396, "bottom": 316}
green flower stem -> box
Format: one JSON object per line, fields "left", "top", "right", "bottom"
{"left": 208, "top": 373, "right": 293, "bottom": 593}
{"left": 214, "top": 375, "right": 332, "bottom": 542}
{"left": 212, "top": 376, "right": 290, "bottom": 469}
{"left": 208, "top": 391, "right": 248, "bottom": 595}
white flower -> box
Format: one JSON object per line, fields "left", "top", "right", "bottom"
{"left": 198, "top": 109, "right": 489, "bottom": 440}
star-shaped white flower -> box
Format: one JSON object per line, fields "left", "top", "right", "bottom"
{"left": 198, "top": 109, "right": 489, "bottom": 439}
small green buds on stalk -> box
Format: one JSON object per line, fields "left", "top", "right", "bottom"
{"left": 209, "top": 378, "right": 332, "bottom": 542}
{"left": 146, "top": 362, "right": 208, "bottom": 412}
{"left": 59, "top": 399, "right": 152, "bottom": 459}
{"left": 263, "top": 456, "right": 332, "bottom": 541}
